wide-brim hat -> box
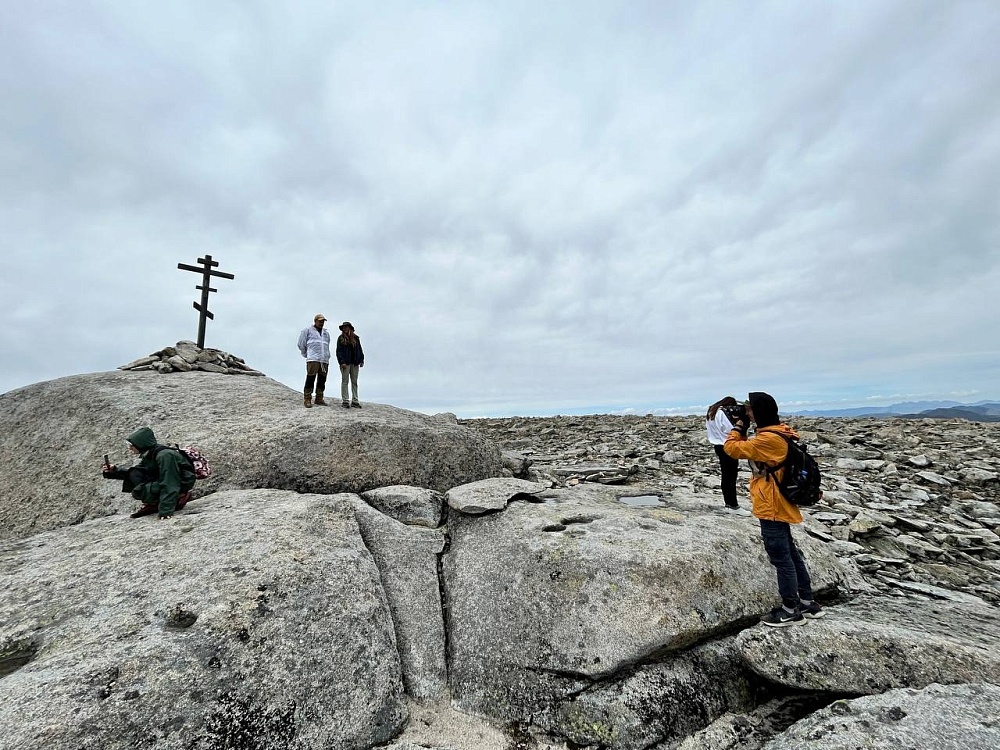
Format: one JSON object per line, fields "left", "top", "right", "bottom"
{"left": 339, "top": 321, "right": 354, "bottom": 331}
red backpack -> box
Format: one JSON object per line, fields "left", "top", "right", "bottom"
{"left": 175, "top": 445, "right": 213, "bottom": 479}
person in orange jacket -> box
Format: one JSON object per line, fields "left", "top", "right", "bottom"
{"left": 724, "top": 392, "right": 825, "bottom": 627}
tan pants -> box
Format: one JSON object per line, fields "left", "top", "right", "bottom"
{"left": 304, "top": 361, "right": 328, "bottom": 395}
{"left": 340, "top": 364, "right": 360, "bottom": 404}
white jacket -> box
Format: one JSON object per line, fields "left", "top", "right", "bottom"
{"left": 706, "top": 410, "right": 734, "bottom": 445}
{"left": 297, "top": 326, "right": 331, "bottom": 363}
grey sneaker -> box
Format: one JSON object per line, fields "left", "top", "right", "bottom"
{"left": 761, "top": 606, "right": 805, "bottom": 628}
{"left": 800, "top": 600, "right": 825, "bottom": 619}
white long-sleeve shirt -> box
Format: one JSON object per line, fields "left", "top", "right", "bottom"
{"left": 297, "top": 326, "right": 331, "bottom": 363}
{"left": 706, "top": 410, "right": 735, "bottom": 445}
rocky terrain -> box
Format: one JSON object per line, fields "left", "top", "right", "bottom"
{"left": 464, "top": 414, "right": 1000, "bottom": 607}
{"left": 1, "top": 375, "right": 999, "bottom": 750}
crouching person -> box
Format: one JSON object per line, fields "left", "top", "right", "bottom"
{"left": 102, "top": 427, "right": 196, "bottom": 520}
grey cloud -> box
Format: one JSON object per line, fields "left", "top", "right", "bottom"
{"left": 2, "top": 1, "right": 998, "bottom": 416}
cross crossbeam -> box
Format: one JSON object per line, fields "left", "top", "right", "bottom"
{"left": 177, "top": 254, "right": 235, "bottom": 348}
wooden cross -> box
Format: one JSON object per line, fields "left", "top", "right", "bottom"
{"left": 177, "top": 254, "right": 235, "bottom": 348}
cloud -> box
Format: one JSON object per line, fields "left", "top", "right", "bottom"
{"left": 1, "top": 1, "right": 999, "bottom": 417}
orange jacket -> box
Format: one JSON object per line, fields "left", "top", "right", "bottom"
{"left": 723, "top": 424, "right": 803, "bottom": 524}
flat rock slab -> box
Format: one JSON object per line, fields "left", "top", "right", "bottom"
{"left": 0, "top": 371, "right": 502, "bottom": 540}
{"left": 737, "top": 595, "right": 1000, "bottom": 693}
{"left": 0, "top": 489, "right": 407, "bottom": 750}
{"left": 445, "top": 477, "right": 549, "bottom": 514}
{"left": 763, "top": 682, "right": 1000, "bottom": 750}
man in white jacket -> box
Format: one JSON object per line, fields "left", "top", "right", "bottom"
{"left": 297, "top": 314, "right": 332, "bottom": 407}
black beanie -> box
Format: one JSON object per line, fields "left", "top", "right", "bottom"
{"left": 748, "top": 392, "right": 780, "bottom": 428}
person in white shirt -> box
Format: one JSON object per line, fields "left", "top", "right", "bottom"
{"left": 706, "top": 396, "right": 743, "bottom": 510}
{"left": 297, "top": 314, "right": 332, "bottom": 408}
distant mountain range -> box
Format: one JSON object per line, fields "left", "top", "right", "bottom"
{"left": 789, "top": 400, "right": 1000, "bottom": 422}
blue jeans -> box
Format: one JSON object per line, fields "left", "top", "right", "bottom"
{"left": 759, "top": 519, "right": 814, "bottom": 608}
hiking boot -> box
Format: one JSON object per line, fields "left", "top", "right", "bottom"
{"left": 760, "top": 606, "right": 804, "bottom": 628}
{"left": 304, "top": 394, "right": 313, "bottom": 408}
{"left": 351, "top": 402, "right": 362, "bottom": 408}
{"left": 342, "top": 401, "right": 351, "bottom": 408}
{"left": 800, "top": 600, "right": 825, "bottom": 619}
{"left": 314, "top": 393, "right": 328, "bottom": 406}
{"left": 129, "top": 504, "right": 158, "bottom": 518}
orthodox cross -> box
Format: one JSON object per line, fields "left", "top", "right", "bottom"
{"left": 177, "top": 254, "right": 235, "bottom": 348}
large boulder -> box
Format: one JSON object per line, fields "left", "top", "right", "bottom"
{"left": 442, "top": 483, "right": 859, "bottom": 731}
{"left": 736, "top": 595, "right": 1000, "bottom": 693}
{"left": 445, "top": 477, "right": 550, "bottom": 514}
{"left": 545, "top": 640, "right": 763, "bottom": 749}
{"left": 0, "top": 371, "right": 502, "bottom": 540}
{"left": 0, "top": 489, "right": 407, "bottom": 750}
{"left": 763, "top": 683, "right": 1000, "bottom": 750}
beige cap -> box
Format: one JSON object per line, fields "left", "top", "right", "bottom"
{"left": 314, "top": 314, "right": 326, "bottom": 322}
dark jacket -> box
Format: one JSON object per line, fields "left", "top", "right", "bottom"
{"left": 336, "top": 334, "right": 365, "bottom": 366}
{"left": 127, "top": 427, "right": 197, "bottom": 517}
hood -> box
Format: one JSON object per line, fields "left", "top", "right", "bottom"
{"left": 126, "top": 427, "right": 158, "bottom": 452}
{"left": 748, "top": 392, "right": 780, "bottom": 428}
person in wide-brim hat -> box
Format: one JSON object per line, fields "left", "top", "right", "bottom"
{"left": 336, "top": 321, "right": 365, "bottom": 408}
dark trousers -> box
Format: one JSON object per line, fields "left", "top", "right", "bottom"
{"left": 304, "top": 361, "right": 328, "bottom": 395}
{"left": 714, "top": 444, "right": 739, "bottom": 508}
{"left": 759, "top": 519, "right": 815, "bottom": 609}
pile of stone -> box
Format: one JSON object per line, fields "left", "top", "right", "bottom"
{"left": 465, "top": 413, "right": 1000, "bottom": 606}
{"left": 117, "top": 340, "right": 264, "bottom": 376}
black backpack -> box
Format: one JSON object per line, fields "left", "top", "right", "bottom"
{"left": 764, "top": 434, "right": 822, "bottom": 507}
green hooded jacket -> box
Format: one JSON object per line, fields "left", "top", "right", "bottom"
{"left": 127, "top": 427, "right": 196, "bottom": 517}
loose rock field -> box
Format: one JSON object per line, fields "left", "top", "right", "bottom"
{"left": 463, "top": 414, "right": 1000, "bottom": 606}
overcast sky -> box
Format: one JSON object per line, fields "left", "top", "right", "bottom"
{"left": 2, "top": 1, "right": 998, "bottom": 417}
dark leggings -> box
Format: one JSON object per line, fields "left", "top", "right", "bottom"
{"left": 714, "top": 444, "right": 739, "bottom": 508}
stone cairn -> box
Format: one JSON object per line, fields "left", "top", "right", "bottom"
{"left": 118, "top": 340, "right": 264, "bottom": 376}
{"left": 464, "top": 414, "right": 1000, "bottom": 606}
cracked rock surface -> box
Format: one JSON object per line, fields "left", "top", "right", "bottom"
{"left": 3, "top": 384, "right": 1000, "bottom": 750}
